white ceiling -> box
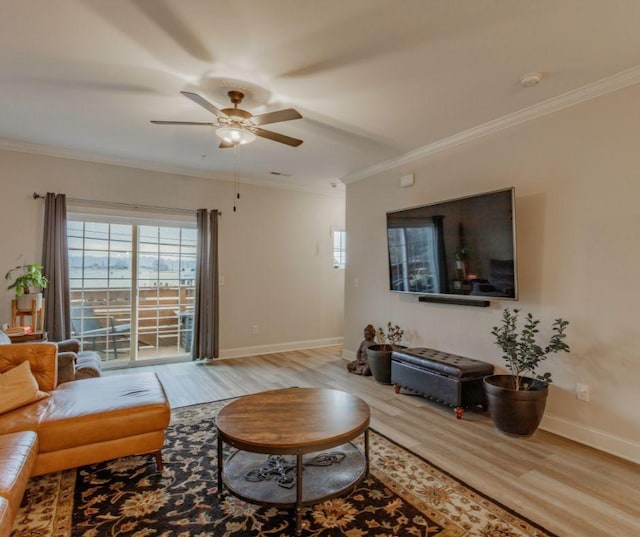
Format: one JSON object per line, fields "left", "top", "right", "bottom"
{"left": 2, "top": 0, "right": 640, "bottom": 195}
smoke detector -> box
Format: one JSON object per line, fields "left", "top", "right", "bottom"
{"left": 520, "top": 72, "right": 542, "bottom": 88}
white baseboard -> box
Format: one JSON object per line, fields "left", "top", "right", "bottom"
{"left": 342, "top": 349, "right": 356, "bottom": 361}
{"left": 541, "top": 413, "right": 640, "bottom": 464}
{"left": 219, "top": 337, "right": 344, "bottom": 360}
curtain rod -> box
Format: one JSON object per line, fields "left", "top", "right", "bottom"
{"left": 32, "top": 193, "right": 220, "bottom": 216}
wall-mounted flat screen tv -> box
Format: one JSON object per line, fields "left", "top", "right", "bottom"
{"left": 386, "top": 188, "right": 517, "bottom": 300}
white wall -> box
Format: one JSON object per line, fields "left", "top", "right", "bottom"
{"left": 344, "top": 83, "right": 640, "bottom": 463}
{"left": 0, "top": 149, "right": 345, "bottom": 355}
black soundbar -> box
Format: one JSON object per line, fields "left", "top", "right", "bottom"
{"left": 418, "top": 295, "right": 490, "bottom": 307}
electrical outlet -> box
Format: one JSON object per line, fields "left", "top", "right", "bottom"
{"left": 251, "top": 324, "right": 260, "bottom": 335}
{"left": 218, "top": 276, "right": 225, "bottom": 286}
{"left": 576, "top": 383, "right": 590, "bottom": 402}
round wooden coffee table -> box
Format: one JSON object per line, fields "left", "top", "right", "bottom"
{"left": 216, "top": 387, "right": 370, "bottom": 535}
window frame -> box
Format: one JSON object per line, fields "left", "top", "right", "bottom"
{"left": 67, "top": 211, "right": 197, "bottom": 367}
{"left": 333, "top": 230, "right": 346, "bottom": 269}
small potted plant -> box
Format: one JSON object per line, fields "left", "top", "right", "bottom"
{"left": 367, "top": 322, "right": 405, "bottom": 384}
{"left": 484, "top": 308, "right": 570, "bottom": 436}
{"left": 5, "top": 261, "right": 48, "bottom": 311}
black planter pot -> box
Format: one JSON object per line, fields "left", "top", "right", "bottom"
{"left": 367, "top": 344, "right": 406, "bottom": 384}
{"left": 367, "top": 345, "right": 393, "bottom": 384}
{"left": 483, "top": 375, "right": 549, "bottom": 437}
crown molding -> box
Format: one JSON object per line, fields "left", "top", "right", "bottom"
{"left": 0, "top": 138, "right": 230, "bottom": 180}
{"left": 341, "top": 65, "right": 640, "bottom": 184}
{"left": 0, "top": 138, "right": 344, "bottom": 199}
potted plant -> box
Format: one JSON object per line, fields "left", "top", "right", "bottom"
{"left": 5, "top": 261, "right": 48, "bottom": 311}
{"left": 484, "top": 308, "right": 570, "bottom": 436}
{"left": 367, "top": 322, "right": 405, "bottom": 384}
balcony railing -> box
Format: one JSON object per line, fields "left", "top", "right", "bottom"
{"left": 70, "top": 285, "right": 194, "bottom": 363}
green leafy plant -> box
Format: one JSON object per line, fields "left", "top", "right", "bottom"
{"left": 491, "top": 308, "right": 570, "bottom": 390}
{"left": 376, "top": 322, "right": 404, "bottom": 350}
{"left": 455, "top": 246, "right": 468, "bottom": 261}
{"left": 5, "top": 262, "right": 48, "bottom": 296}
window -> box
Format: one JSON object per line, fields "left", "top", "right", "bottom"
{"left": 68, "top": 216, "right": 196, "bottom": 364}
{"left": 333, "top": 230, "right": 346, "bottom": 269}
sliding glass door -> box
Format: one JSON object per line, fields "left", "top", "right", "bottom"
{"left": 136, "top": 225, "right": 196, "bottom": 359}
{"left": 67, "top": 216, "right": 196, "bottom": 365}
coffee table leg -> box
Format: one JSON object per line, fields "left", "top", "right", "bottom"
{"left": 217, "top": 435, "right": 223, "bottom": 498}
{"left": 295, "top": 453, "right": 303, "bottom": 536}
{"left": 364, "top": 428, "right": 370, "bottom": 477}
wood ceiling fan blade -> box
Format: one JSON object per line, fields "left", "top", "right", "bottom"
{"left": 251, "top": 108, "right": 302, "bottom": 126}
{"left": 253, "top": 128, "right": 303, "bottom": 147}
{"left": 219, "top": 141, "right": 234, "bottom": 148}
{"left": 181, "top": 91, "right": 227, "bottom": 118}
{"left": 151, "top": 120, "right": 215, "bottom": 126}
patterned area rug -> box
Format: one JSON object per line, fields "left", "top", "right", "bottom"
{"left": 13, "top": 400, "right": 555, "bottom": 537}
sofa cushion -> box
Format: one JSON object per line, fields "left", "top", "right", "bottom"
{"left": 37, "top": 373, "right": 169, "bottom": 453}
{"left": 0, "top": 343, "right": 58, "bottom": 391}
{"left": 0, "top": 361, "right": 49, "bottom": 414}
{"left": 0, "top": 431, "right": 38, "bottom": 534}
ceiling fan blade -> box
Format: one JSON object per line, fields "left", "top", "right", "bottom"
{"left": 151, "top": 120, "right": 215, "bottom": 126}
{"left": 219, "top": 141, "right": 234, "bottom": 148}
{"left": 180, "top": 91, "right": 227, "bottom": 118}
{"left": 252, "top": 108, "right": 302, "bottom": 126}
{"left": 253, "top": 128, "right": 303, "bottom": 147}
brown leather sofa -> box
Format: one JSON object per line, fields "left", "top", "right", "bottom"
{"left": 0, "top": 343, "right": 170, "bottom": 536}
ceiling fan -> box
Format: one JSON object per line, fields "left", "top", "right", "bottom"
{"left": 151, "top": 90, "right": 303, "bottom": 148}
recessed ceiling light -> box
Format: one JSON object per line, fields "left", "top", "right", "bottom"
{"left": 520, "top": 72, "right": 542, "bottom": 88}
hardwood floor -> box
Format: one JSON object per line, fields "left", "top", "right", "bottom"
{"left": 105, "top": 346, "right": 640, "bottom": 537}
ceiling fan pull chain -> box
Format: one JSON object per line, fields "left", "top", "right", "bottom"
{"left": 233, "top": 145, "right": 240, "bottom": 212}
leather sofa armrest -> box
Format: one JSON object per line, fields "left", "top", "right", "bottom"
{"left": 0, "top": 343, "right": 58, "bottom": 391}
{"left": 0, "top": 497, "right": 12, "bottom": 537}
{"left": 56, "top": 338, "right": 81, "bottom": 354}
{"left": 57, "top": 352, "right": 77, "bottom": 384}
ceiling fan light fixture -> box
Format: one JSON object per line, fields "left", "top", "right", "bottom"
{"left": 216, "top": 126, "right": 256, "bottom": 145}
{"left": 153, "top": 91, "right": 302, "bottom": 147}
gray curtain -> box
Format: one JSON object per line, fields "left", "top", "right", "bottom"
{"left": 209, "top": 209, "right": 219, "bottom": 358}
{"left": 192, "top": 209, "right": 219, "bottom": 360}
{"left": 42, "top": 193, "right": 71, "bottom": 341}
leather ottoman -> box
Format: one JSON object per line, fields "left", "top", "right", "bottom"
{"left": 391, "top": 347, "right": 494, "bottom": 418}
